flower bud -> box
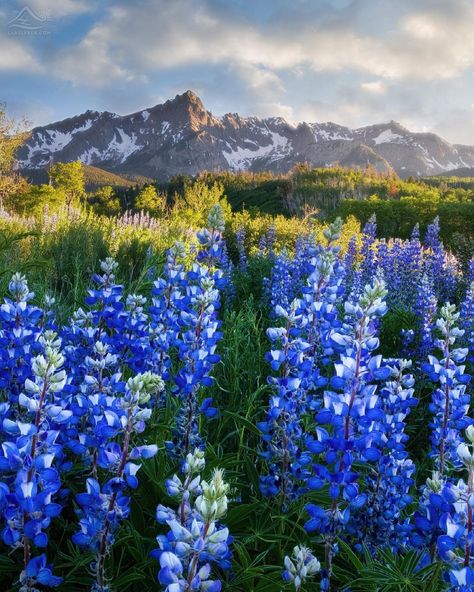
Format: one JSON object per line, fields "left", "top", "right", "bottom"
{"left": 195, "top": 469, "right": 229, "bottom": 521}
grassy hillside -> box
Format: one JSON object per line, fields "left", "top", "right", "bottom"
{"left": 21, "top": 164, "right": 154, "bottom": 190}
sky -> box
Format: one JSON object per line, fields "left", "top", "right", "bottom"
{"left": 1, "top": 0, "right": 474, "bottom": 144}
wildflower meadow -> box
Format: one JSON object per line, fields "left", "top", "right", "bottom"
{"left": 0, "top": 202, "right": 472, "bottom": 592}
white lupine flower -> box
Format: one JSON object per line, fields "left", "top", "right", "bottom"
{"left": 466, "top": 425, "right": 474, "bottom": 444}
{"left": 32, "top": 355, "right": 48, "bottom": 378}
{"left": 44, "top": 294, "right": 55, "bottom": 308}
{"left": 169, "top": 241, "right": 186, "bottom": 259}
{"left": 184, "top": 448, "right": 206, "bottom": 475}
{"left": 195, "top": 469, "right": 229, "bottom": 521}
{"left": 100, "top": 257, "right": 118, "bottom": 276}
{"left": 322, "top": 217, "right": 343, "bottom": 242}
{"left": 283, "top": 546, "right": 320, "bottom": 589}
{"left": 426, "top": 471, "right": 444, "bottom": 493}
{"left": 9, "top": 272, "right": 32, "bottom": 301}
{"left": 127, "top": 372, "right": 164, "bottom": 403}
{"left": 207, "top": 203, "right": 225, "bottom": 233}
{"left": 457, "top": 443, "right": 474, "bottom": 467}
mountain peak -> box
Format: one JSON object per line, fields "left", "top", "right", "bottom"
{"left": 167, "top": 90, "right": 204, "bottom": 109}
{"left": 158, "top": 90, "right": 213, "bottom": 130}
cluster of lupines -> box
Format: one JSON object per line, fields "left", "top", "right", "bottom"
{"left": 260, "top": 220, "right": 345, "bottom": 505}
{"left": 149, "top": 240, "right": 187, "bottom": 385}
{"left": 402, "top": 273, "right": 438, "bottom": 362}
{"left": 346, "top": 358, "right": 417, "bottom": 550}
{"left": 260, "top": 298, "right": 315, "bottom": 501}
{"left": 265, "top": 229, "right": 469, "bottom": 590}
{"left": 1, "top": 212, "right": 474, "bottom": 592}
{"left": 257, "top": 224, "right": 277, "bottom": 260}
{"left": 437, "top": 426, "right": 474, "bottom": 590}
{"left": 424, "top": 303, "right": 471, "bottom": 475}
{"left": 345, "top": 216, "right": 458, "bottom": 315}
{"left": 151, "top": 205, "right": 233, "bottom": 591}
{"left": 0, "top": 330, "right": 69, "bottom": 590}
{"left": 153, "top": 449, "right": 232, "bottom": 591}
{"left": 413, "top": 303, "right": 472, "bottom": 561}
{"left": 263, "top": 231, "right": 337, "bottom": 316}
{"left": 0, "top": 206, "right": 233, "bottom": 590}
{"left": 264, "top": 249, "right": 295, "bottom": 314}
{"left": 167, "top": 206, "right": 226, "bottom": 458}
{"left": 0, "top": 273, "right": 43, "bottom": 409}
{"left": 72, "top": 371, "right": 164, "bottom": 591}
{"left": 259, "top": 222, "right": 470, "bottom": 590}
{"left": 303, "top": 277, "right": 391, "bottom": 590}
{"left": 424, "top": 217, "right": 458, "bottom": 303}
{"left": 376, "top": 224, "right": 423, "bottom": 309}
{"left": 359, "top": 214, "right": 378, "bottom": 287}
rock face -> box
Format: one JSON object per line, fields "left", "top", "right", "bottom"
{"left": 17, "top": 90, "right": 474, "bottom": 179}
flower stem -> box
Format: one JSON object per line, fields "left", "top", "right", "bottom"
{"left": 96, "top": 407, "right": 133, "bottom": 589}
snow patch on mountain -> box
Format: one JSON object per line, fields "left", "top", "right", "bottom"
{"left": 373, "top": 130, "right": 404, "bottom": 145}
{"left": 310, "top": 123, "right": 353, "bottom": 142}
{"left": 80, "top": 147, "right": 103, "bottom": 165}
{"left": 222, "top": 132, "right": 289, "bottom": 170}
{"left": 105, "top": 129, "right": 141, "bottom": 163}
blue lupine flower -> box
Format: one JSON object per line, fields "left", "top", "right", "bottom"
{"left": 260, "top": 219, "right": 344, "bottom": 505}
{"left": 423, "top": 303, "right": 472, "bottom": 474}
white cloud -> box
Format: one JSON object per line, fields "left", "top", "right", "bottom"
{"left": 15, "top": 0, "right": 93, "bottom": 18}
{"left": 0, "top": 35, "right": 39, "bottom": 72}
{"left": 53, "top": 33, "right": 145, "bottom": 87}
{"left": 232, "top": 64, "right": 286, "bottom": 100}
{"left": 360, "top": 81, "right": 386, "bottom": 95}
{"left": 298, "top": 99, "right": 368, "bottom": 126}
{"left": 47, "top": 0, "right": 474, "bottom": 88}
{"left": 255, "top": 102, "right": 295, "bottom": 122}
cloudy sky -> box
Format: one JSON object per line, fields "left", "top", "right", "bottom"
{"left": 1, "top": 0, "right": 474, "bottom": 144}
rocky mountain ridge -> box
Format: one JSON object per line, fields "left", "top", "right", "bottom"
{"left": 17, "top": 90, "right": 474, "bottom": 179}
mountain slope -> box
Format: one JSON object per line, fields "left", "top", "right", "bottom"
{"left": 17, "top": 91, "right": 474, "bottom": 179}
{"left": 21, "top": 164, "right": 153, "bottom": 189}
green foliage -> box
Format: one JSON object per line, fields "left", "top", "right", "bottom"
{"left": 49, "top": 161, "right": 86, "bottom": 206}
{"left": 195, "top": 170, "right": 291, "bottom": 215}
{"left": 134, "top": 185, "right": 166, "bottom": 216}
{"left": 0, "top": 104, "right": 30, "bottom": 212}
{"left": 8, "top": 183, "right": 66, "bottom": 216}
{"left": 172, "top": 179, "right": 231, "bottom": 227}
{"left": 88, "top": 185, "right": 122, "bottom": 216}
{"left": 336, "top": 541, "right": 443, "bottom": 592}
{"left": 80, "top": 164, "right": 152, "bottom": 190}
{"left": 0, "top": 103, "right": 28, "bottom": 175}
{"left": 335, "top": 197, "right": 474, "bottom": 247}
{"left": 0, "top": 229, "right": 45, "bottom": 283}
{"left": 36, "top": 215, "right": 110, "bottom": 311}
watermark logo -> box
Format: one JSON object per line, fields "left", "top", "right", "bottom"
{"left": 8, "top": 6, "right": 52, "bottom": 36}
